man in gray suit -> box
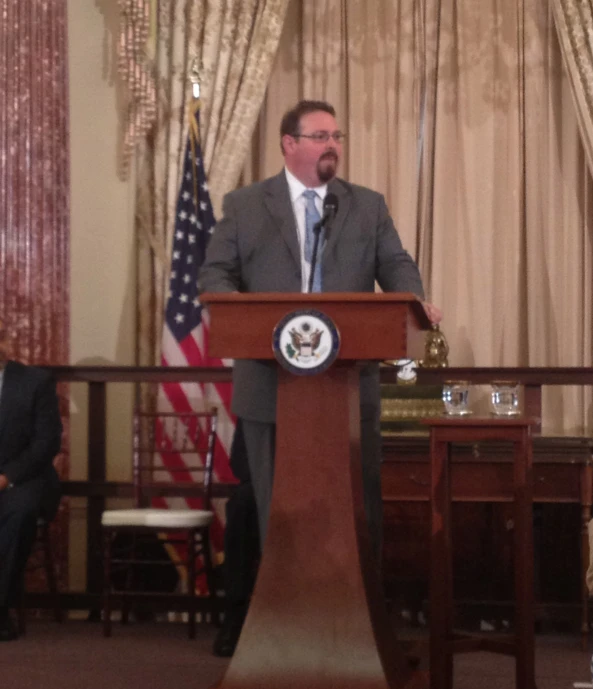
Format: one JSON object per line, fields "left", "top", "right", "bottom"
{"left": 200, "top": 98, "right": 440, "bottom": 577}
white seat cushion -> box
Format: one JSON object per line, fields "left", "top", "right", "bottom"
{"left": 101, "top": 508, "right": 213, "bottom": 529}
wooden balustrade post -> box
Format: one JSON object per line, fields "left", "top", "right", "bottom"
{"left": 523, "top": 385, "right": 542, "bottom": 433}
{"left": 87, "top": 381, "right": 107, "bottom": 612}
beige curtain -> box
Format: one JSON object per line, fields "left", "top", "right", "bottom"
{"left": 116, "top": 0, "right": 157, "bottom": 179}
{"left": 133, "top": 0, "right": 289, "bottom": 366}
{"left": 247, "top": 0, "right": 593, "bottom": 433}
{"left": 198, "top": 0, "right": 290, "bottom": 217}
{"left": 552, "top": 0, "right": 593, "bottom": 429}
{"left": 552, "top": 0, "right": 593, "bottom": 174}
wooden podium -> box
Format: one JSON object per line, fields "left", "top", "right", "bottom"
{"left": 201, "top": 293, "right": 431, "bottom": 689}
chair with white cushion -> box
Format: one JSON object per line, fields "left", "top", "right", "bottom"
{"left": 101, "top": 408, "right": 218, "bottom": 638}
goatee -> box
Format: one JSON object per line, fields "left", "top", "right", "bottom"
{"left": 317, "top": 154, "right": 338, "bottom": 183}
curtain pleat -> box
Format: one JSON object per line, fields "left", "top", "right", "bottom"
{"left": 552, "top": 0, "right": 593, "bottom": 174}
{"left": 132, "top": 0, "right": 289, "bottom": 366}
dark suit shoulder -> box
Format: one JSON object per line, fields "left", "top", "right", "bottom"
{"left": 225, "top": 173, "right": 384, "bottom": 210}
{"left": 224, "top": 173, "right": 284, "bottom": 205}
{"left": 5, "top": 360, "right": 54, "bottom": 386}
{"left": 331, "top": 177, "right": 383, "bottom": 202}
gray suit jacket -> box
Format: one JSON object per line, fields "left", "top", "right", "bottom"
{"left": 199, "top": 171, "right": 425, "bottom": 423}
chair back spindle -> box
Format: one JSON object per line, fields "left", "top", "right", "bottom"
{"left": 131, "top": 408, "right": 217, "bottom": 509}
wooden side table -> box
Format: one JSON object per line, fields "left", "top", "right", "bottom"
{"left": 422, "top": 418, "right": 535, "bottom": 689}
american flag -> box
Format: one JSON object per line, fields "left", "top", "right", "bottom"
{"left": 156, "top": 101, "right": 236, "bottom": 576}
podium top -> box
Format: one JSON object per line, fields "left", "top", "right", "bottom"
{"left": 201, "top": 291, "right": 424, "bottom": 306}
{"left": 200, "top": 292, "right": 431, "bottom": 361}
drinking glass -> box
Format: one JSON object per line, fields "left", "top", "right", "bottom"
{"left": 490, "top": 381, "right": 520, "bottom": 416}
{"left": 442, "top": 381, "right": 471, "bottom": 416}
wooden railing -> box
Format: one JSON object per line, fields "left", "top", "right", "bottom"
{"left": 40, "top": 365, "right": 593, "bottom": 608}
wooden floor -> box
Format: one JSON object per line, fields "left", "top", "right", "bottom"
{"left": 2, "top": 619, "right": 592, "bottom": 689}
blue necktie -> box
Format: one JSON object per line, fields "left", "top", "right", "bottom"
{"left": 303, "top": 190, "right": 322, "bottom": 292}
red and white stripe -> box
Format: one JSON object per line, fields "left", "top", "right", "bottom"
{"left": 157, "top": 319, "right": 236, "bottom": 565}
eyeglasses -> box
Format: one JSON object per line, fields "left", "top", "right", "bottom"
{"left": 292, "top": 131, "right": 347, "bottom": 144}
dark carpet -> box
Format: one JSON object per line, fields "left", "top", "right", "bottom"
{"left": 1, "top": 620, "right": 591, "bottom": 689}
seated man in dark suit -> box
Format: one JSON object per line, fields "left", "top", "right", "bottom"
{"left": 0, "top": 332, "right": 62, "bottom": 641}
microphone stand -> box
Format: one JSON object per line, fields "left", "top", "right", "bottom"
{"left": 308, "top": 219, "right": 324, "bottom": 293}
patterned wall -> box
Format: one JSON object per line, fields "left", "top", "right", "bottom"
{"left": 0, "top": 0, "right": 70, "bottom": 597}
{"left": 0, "top": 0, "right": 69, "bottom": 365}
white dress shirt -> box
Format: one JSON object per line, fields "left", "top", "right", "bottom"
{"left": 284, "top": 167, "right": 327, "bottom": 292}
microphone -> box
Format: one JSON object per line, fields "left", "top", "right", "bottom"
{"left": 315, "top": 193, "right": 339, "bottom": 236}
{"left": 308, "top": 193, "right": 339, "bottom": 292}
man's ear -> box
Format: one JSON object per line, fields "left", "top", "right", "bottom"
{"left": 282, "top": 134, "right": 296, "bottom": 155}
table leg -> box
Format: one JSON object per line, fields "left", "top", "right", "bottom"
{"left": 430, "top": 436, "right": 453, "bottom": 689}
{"left": 581, "top": 461, "right": 592, "bottom": 652}
{"left": 513, "top": 430, "right": 535, "bottom": 689}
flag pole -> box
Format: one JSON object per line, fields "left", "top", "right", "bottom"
{"left": 189, "top": 57, "right": 202, "bottom": 101}
{"left": 158, "top": 56, "right": 234, "bottom": 595}
{"left": 188, "top": 59, "right": 203, "bottom": 211}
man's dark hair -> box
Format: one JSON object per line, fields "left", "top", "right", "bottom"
{"left": 279, "top": 100, "right": 336, "bottom": 151}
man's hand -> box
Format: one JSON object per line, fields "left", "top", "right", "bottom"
{"left": 422, "top": 301, "right": 443, "bottom": 324}
{"left": 0, "top": 474, "right": 9, "bottom": 491}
